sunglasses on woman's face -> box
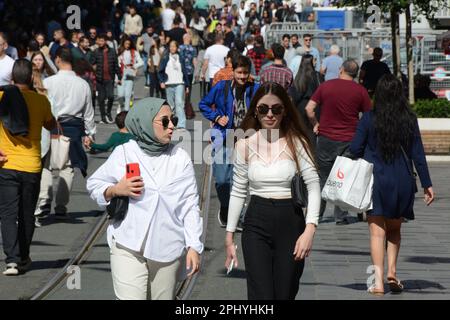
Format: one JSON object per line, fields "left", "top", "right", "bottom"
{"left": 155, "top": 115, "right": 178, "bottom": 129}
{"left": 256, "top": 104, "right": 284, "bottom": 115}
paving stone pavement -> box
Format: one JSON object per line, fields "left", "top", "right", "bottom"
{"left": 191, "top": 162, "right": 450, "bottom": 300}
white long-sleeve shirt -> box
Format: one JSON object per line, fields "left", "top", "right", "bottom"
{"left": 226, "top": 132, "right": 321, "bottom": 232}
{"left": 86, "top": 140, "right": 204, "bottom": 262}
{"left": 124, "top": 14, "right": 143, "bottom": 36}
{"left": 43, "top": 70, "right": 96, "bottom": 136}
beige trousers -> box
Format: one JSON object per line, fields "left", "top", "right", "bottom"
{"left": 34, "top": 153, "right": 74, "bottom": 215}
{"left": 110, "top": 239, "right": 181, "bottom": 300}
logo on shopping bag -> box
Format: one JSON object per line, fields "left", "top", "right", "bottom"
{"left": 337, "top": 168, "right": 344, "bottom": 180}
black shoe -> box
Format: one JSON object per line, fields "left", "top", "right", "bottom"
{"left": 336, "top": 219, "right": 350, "bottom": 225}
{"left": 100, "top": 117, "right": 107, "bottom": 124}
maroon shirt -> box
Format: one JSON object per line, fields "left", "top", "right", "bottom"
{"left": 103, "top": 48, "right": 111, "bottom": 81}
{"left": 311, "top": 79, "right": 372, "bottom": 142}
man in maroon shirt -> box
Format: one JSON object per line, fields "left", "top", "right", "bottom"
{"left": 305, "top": 59, "right": 372, "bottom": 224}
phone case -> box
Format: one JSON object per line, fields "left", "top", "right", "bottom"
{"left": 126, "top": 163, "right": 141, "bottom": 179}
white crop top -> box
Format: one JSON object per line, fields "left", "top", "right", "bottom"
{"left": 226, "top": 132, "right": 321, "bottom": 232}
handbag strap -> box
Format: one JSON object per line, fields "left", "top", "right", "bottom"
{"left": 400, "top": 145, "right": 414, "bottom": 177}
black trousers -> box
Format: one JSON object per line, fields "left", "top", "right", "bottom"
{"left": 0, "top": 168, "right": 41, "bottom": 264}
{"left": 149, "top": 71, "right": 163, "bottom": 98}
{"left": 97, "top": 80, "right": 114, "bottom": 118}
{"left": 242, "top": 195, "right": 306, "bottom": 300}
{"left": 316, "top": 135, "right": 350, "bottom": 221}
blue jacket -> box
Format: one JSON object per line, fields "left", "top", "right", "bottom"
{"left": 350, "top": 111, "right": 432, "bottom": 219}
{"left": 158, "top": 52, "right": 190, "bottom": 87}
{"left": 199, "top": 80, "right": 259, "bottom": 149}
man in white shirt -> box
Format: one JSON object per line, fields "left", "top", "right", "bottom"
{"left": 237, "top": 1, "right": 249, "bottom": 34}
{"left": 34, "top": 47, "right": 96, "bottom": 220}
{"left": 124, "top": 5, "right": 143, "bottom": 43}
{"left": 201, "top": 33, "right": 230, "bottom": 93}
{"left": 0, "top": 33, "right": 15, "bottom": 86}
{"left": 161, "top": 1, "right": 177, "bottom": 32}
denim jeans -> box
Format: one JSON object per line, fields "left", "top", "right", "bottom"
{"left": 316, "top": 135, "right": 350, "bottom": 222}
{"left": 165, "top": 84, "right": 186, "bottom": 129}
{"left": 212, "top": 147, "right": 234, "bottom": 212}
{"left": 0, "top": 168, "right": 41, "bottom": 264}
{"left": 142, "top": 53, "right": 149, "bottom": 85}
{"left": 117, "top": 79, "right": 134, "bottom": 111}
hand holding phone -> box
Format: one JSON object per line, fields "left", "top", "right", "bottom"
{"left": 226, "top": 245, "right": 237, "bottom": 275}
{"left": 126, "top": 163, "right": 140, "bottom": 179}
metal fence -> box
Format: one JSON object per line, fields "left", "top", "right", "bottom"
{"left": 265, "top": 23, "right": 449, "bottom": 97}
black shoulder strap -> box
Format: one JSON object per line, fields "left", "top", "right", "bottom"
{"left": 224, "top": 80, "right": 231, "bottom": 107}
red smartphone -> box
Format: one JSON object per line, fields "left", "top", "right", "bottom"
{"left": 126, "top": 163, "right": 141, "bottom": 179}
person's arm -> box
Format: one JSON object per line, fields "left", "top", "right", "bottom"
{"left": 133, "top": 50, "right": 144, "bottom": 70}
{"left": 137, "top": 16, "right": 143, "bottom": 35}
{"left": 90, "top": 133, "right": 117, "bottom": 152}
{"left": 305, "top": 99, "right": 319, "bottom": 133}
{"left": 198, "top": 82, "right": 222, "bottom": 122}
{"left": 225, "top": 140, "right": 249, "bottom": 269}
{"left": 410, "top": 119, "right": 435, "bottom": 205}
{"left": 82, "top": 82, "right": 96, "bottom": 138}
{"left": 349, "top": 112, "right": 370, "bottom": 158}
{"left": 178, "top": 153, "right": 204, "bottom": 276}
{"left": 201, "top": 58, "right": 209, "bottom": 80}
{"left": 157, "top": 55, "right": 169, "bottom": 87}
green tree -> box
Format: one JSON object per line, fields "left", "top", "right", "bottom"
{"left": 340, "top": 0, "right": 448, "bottom": 104}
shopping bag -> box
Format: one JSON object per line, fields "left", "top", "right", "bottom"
{"left": 50, "top": 123, "right": 70, "bottom": 170}
{"left": 321, "top": 156, "right": 373, "bottom": 212}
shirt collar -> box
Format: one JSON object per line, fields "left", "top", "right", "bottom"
{"left": 57, "top": 70, "right": 76, "bottom": 76}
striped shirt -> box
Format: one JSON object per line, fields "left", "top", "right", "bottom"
{"left": 259, "top": 64, "right": 293, "bottom": 90}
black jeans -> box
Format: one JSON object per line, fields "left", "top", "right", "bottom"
{"left": 185, "top": 74, "right": 194, "bottom": 104}
{"left": 242, "top": 196, "right": 305, "bottom": 300}
{"left": 149, "top": 71, "right": 164, "bottom": 98}
{"left": 0, "top": 168, "right": 41, "bottom": 264}
{"left": 316, "top": 135, "right": 350, "bottom": 221}
{"left": 97, "top": 80, "right": 114, "bottom": 118}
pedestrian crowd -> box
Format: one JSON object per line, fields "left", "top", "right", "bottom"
{"left": 0, "top": 0, "right": 437, "bottom": 301}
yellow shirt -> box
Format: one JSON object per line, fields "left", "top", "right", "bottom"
{"left": 0, "top": 89, "right": 53, "bottom": 173}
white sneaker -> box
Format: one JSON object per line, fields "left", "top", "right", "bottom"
{"left": 3, "top": 263, "right": 19, "bottom": 276}
{"left": 217, "top": 209, "right": 226, "bottom": 228}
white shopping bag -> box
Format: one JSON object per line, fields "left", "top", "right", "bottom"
{"left": 50, "top": 122, "right": 70, "bottom": 171}
{"left": 321, "top": 156, "right": 374, "bottom": 212}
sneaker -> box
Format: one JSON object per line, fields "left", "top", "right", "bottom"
{"left": 99, "top": 118, "right": 107, "bottom": 124}
{"left": 106, "top": 114, "right": 114, "bottom": 124}
{"left": 35, "top": 218, "right": 42, "bottom": 228}
{"left": 18, "top": 258, "right": 32, "bottom": 272}
{"left": 217, "top": 209, "right": 226, "bottom": 228}
{"left": 54, "top": 212, "right": 70, "bottom": 220}
{"left": 3, "top": 263, "right": 19, "bottom": 276}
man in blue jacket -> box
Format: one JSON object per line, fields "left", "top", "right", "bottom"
{"left": 199, "top": 55, "right": 259, "bottom": 228}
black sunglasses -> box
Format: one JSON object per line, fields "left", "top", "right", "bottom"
{"left": 155, "top": 115, "right": 178, "bottom": 129}
{"left": 257, "top": 104, "right": 284, "bottom": 115}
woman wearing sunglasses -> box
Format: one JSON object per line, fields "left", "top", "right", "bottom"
{"left": 224, "top": 82, "right": 321, "bottom": 299}
{"left": 87, "top": 97, "right": 203, "bottom": 300}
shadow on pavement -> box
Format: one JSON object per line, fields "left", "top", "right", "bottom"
{"left": 406, "top": 256, "right": 450, "bottom": 264}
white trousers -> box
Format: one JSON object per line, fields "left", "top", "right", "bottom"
{"left": 110, "top": 239, "right": 181, "bottom": 300}
{"left": 34, "top": 153, "right": 74, "bottom": 215}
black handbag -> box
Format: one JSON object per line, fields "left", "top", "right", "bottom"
{"left": 106, "top": 145, "right": 129, "bottom": 221}
{"left": 106, "top": 196, "right": 129, "bottom": 221}
{"left": 400, "top": 146, "right": 418, "bottom": 193}
{"left": 291, "top": 152, "right": 308, "bottom": 208}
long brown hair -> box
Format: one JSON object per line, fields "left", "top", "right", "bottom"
{"left": 118, "top": 35, "right": 136, "bottom": 57}
{"left": 30, "top": 51, "right": 55, "bottom": 77}
{"left": 240, "top": 81, "right": 317, "bottom": 169}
